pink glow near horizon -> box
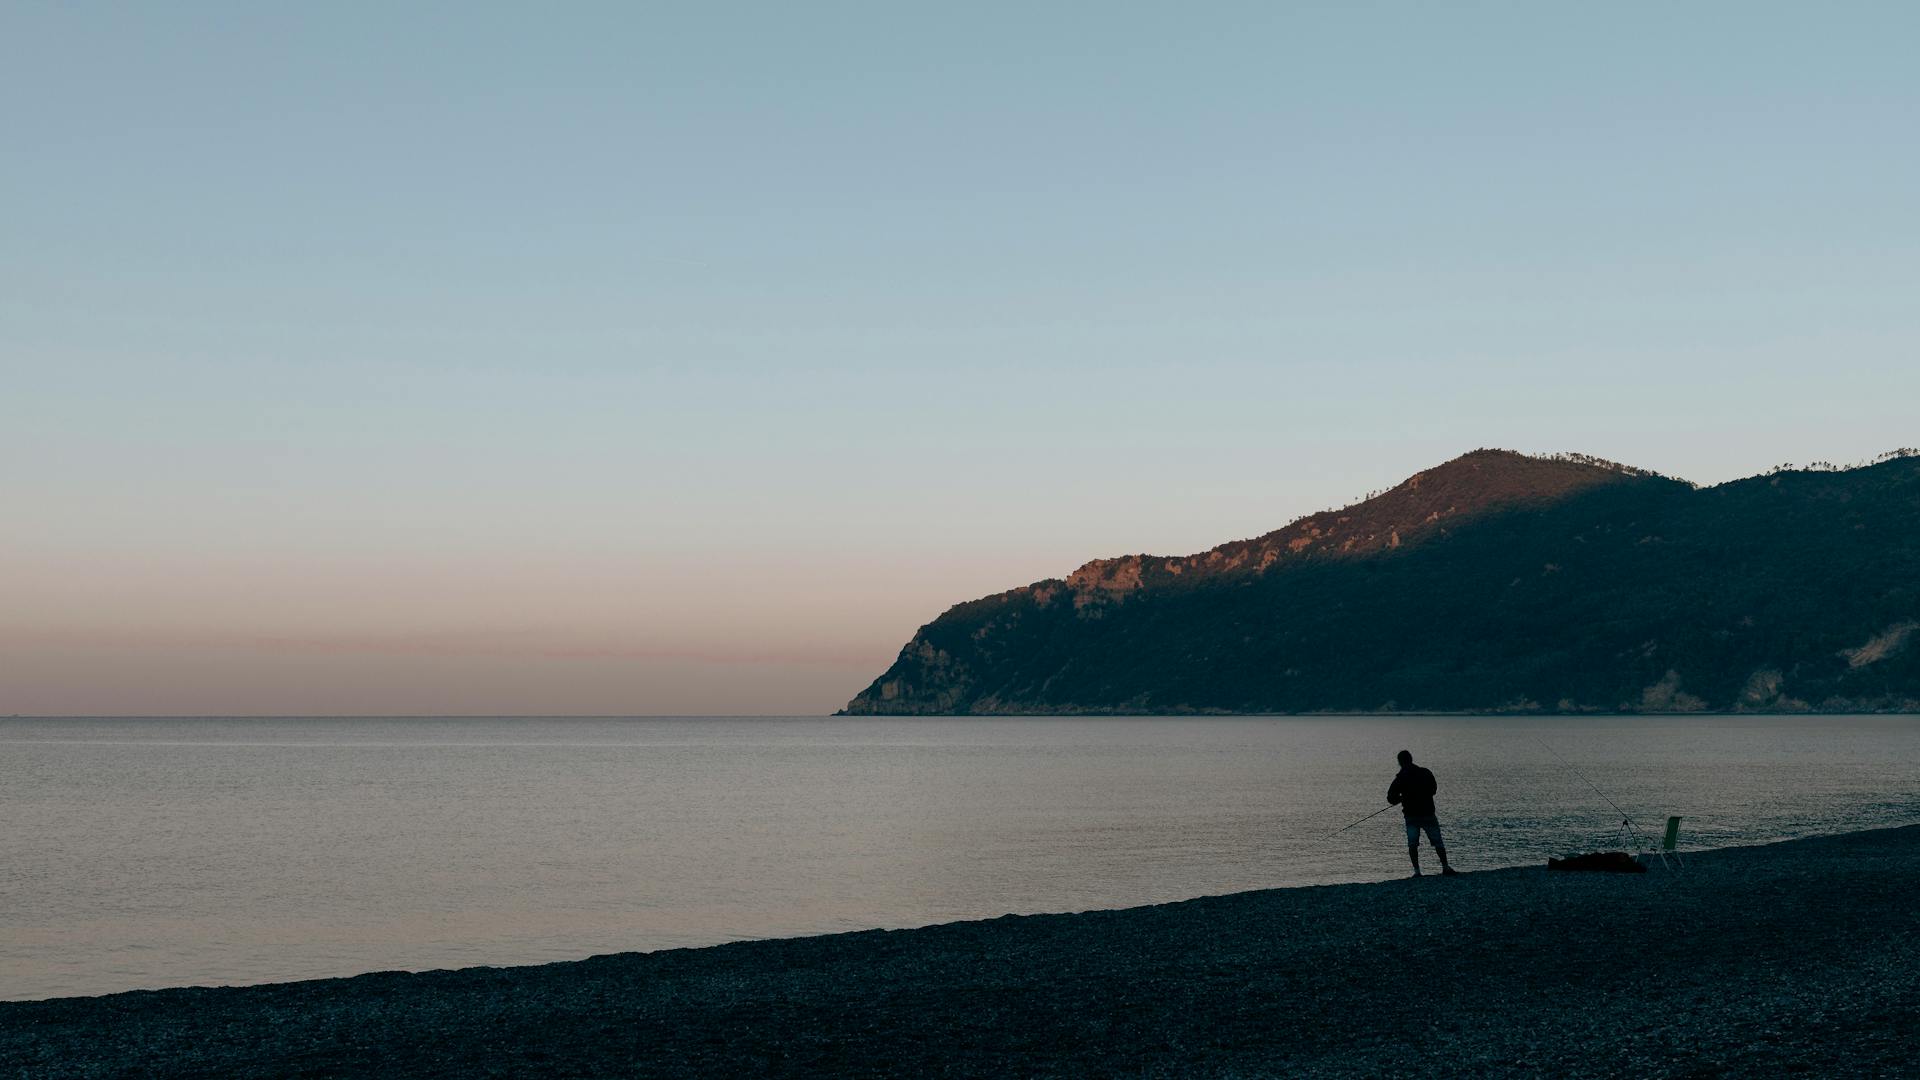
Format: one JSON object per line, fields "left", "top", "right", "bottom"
{"left": 0, "top": 545, "right": 1085, "bottom": 714}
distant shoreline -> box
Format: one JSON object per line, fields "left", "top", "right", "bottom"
{"left": 7, "top": 823, "right": 1919, "bottom": 1077}
{"left": 837, "top": 707, "right": 1920, "bottom": 717}
{"left": 9, "top": 709, "right": 1920, "bottom": 720}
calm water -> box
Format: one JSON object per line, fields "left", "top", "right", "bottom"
{"left": 4, "top": 715, "right": 1918, "bottom": 1001}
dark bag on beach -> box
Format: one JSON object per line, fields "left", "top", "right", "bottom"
{"left": 1547, "top": 851, "right": 1646, "bottom": 873}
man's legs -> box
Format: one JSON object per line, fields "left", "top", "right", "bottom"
{"left": 1405, "top": 820, "right": 1422, "bottom": 875}
{"left": 1423, "top": 818, "right": 1458, "bottom": 875}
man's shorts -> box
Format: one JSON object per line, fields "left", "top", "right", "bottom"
{"left": 1405, "top": 814, "right": 1444, "bottom": 848}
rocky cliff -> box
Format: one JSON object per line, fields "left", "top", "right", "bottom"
{"left": 842, "top": 449, "right": 1920, "bottom": 714}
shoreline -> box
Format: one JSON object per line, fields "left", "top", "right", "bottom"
{"left": 10, "top": 709, "right": 1920, "bottom": 719}
{"left": 7, "top": 825, "right": 1920, "bottom": 1077}
{"left": 839, "top": 708, "right": 1920, "bottom": 717}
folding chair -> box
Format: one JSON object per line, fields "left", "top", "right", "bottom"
{"left": 1649, "top": 815, "right": 1685, "bottom": 872}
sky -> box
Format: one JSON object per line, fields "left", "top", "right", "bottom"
{"left": 3, "top": 3, "right": 1917, "bottom": 715}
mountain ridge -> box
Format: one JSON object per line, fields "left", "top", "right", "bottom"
{"left": 842, "top": 449, "right": 1920, "bottom": 715}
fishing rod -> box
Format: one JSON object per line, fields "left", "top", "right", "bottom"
{"left": 1535, "top": 735, "right": 1647, "bottom": 847}
{"left": 1324, "top": 803, "right": 1396, "bottom": 839}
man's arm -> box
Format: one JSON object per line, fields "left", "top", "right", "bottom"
{"left": 1387, "top": 775, "right": 1403, "bottom": 805}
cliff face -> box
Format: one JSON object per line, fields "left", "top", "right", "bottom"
{"left": 842, "top": 450, "right": 1920, "bottom": 715}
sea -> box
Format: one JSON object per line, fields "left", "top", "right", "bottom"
{"left": 5, "top": 714, "right": 1918, "bottom": 1002}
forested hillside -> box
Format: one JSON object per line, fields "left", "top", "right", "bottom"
{"left": 842, "top": 450, "right": 1920, "bottom": 714}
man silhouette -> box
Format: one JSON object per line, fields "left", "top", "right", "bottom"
{"left": 1388, "top": 750, "right": 1457, "bottom": 877}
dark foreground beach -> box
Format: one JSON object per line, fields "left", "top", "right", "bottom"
{"left": 6, "top": 826, "right": 1919, "bottom": 1078}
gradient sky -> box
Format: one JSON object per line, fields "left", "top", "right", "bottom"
{"left": 4, "top": 3, "right": 1917, "bottom": 714}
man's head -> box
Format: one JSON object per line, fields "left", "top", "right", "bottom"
{"left": 1396, "top": 749, "right": 1413, "bottom": 767}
